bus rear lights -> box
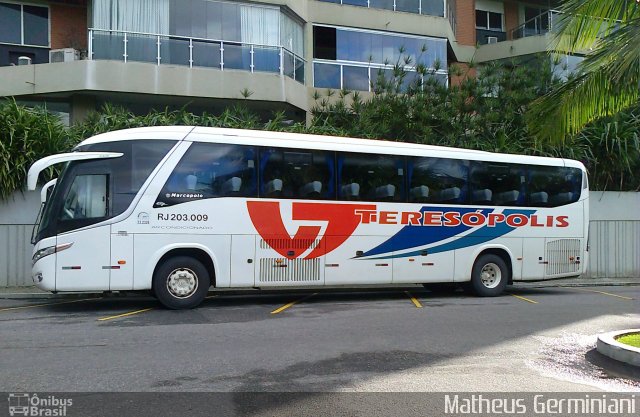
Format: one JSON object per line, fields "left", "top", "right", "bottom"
{"left": 32, "top": 242, "right": 73, "bottom": 265}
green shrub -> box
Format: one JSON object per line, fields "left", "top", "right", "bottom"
{"left": 1, "top": 58, "right": 638, "bottom": 201}
{"left": 0, "top": 99, "right": 73, "bottom": 200}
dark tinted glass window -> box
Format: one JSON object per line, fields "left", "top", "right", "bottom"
{"left": 408, "top": 157, "right": 468, "bottom": 204}
{"left": 158, "top": 143, "right": 257, "bottom": 205}
{"left": 23, "top": 5, "right": 48, "bottom": 46}
{"left": 59, "top": 174, "right": 108, "bottom": 221}
{"left": 0, "top": 2, "right": 21, "bottom": 44}
{"left": 52, "top": 161, "right": 113, "bottom": 234}
{"left": 475, "top": 10, "right": 487, "bottom": 28}
{"left": 338, "top": 153, "right": 405, "bottom": 202}
{"left": 259, "top": 148, "right": 334, "bottom": 199}
{"left": 527, "top": 166, "right": 581, "bottom": 207}
{"left": 81, "top": 140, "right": 177, "bottom": 215}
{"left": 488, "top": 12, "right": 502, "bottom": 30}
{"left": 45, "top": 140, "right": 175, "bottom": 236}
{"left": 313, "top": 26, "right": 337, "bottom": 60}
{"left": 469, "top": 162, "right": 525, "bottom": 206}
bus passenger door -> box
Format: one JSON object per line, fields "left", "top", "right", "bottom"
{"left": 55, "top": 225, "right": 111, "bottom": 291}
{"left": 110, "top": 228, "right": 134, "bottom": 290}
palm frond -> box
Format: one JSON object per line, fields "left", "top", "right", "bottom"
{"left": 527, "top": 68, "right": 639, "bottom": 143}
{"left": 528, "top": 0, "right": 640, "bottom": 142}
{"left": 553, "top": 0, "right": 638, "bottom": 52}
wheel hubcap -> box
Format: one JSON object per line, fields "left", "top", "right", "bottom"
{"left": 480, "top": 263, "right": 501, "bottom": 289}
{"left": 166, "top": 268, "right": 198, "bottom": 298}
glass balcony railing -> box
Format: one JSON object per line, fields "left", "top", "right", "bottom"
{"left": 511, "top": 10, "right": 561, "bottom": 40}
{"left": 317, "top": 0, "right": 445, "bottom": 17}
{"left": 88, "top": 28, "right": 305, "bottom": 84}
{"left": 313, "top": 60, "right": 448, "bottom": 92}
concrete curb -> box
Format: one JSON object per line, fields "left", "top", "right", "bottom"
{"left": 597, "top": 329, "right": 640, "bottom": 367}
{"left": 0, "top": 280, "right": 637, "bottom": 299}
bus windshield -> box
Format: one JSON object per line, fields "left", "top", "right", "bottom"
{"left": 34, "top": 140, "right": 176, "bottom": 242}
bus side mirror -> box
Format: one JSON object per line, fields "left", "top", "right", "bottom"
{"left": 40, "top": 178, "right": 57, "bottom": 203}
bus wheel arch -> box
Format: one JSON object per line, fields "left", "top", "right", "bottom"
{"left": 152, "top": 248, "right": 216, "bottom": 309}
{"left": 468, "top": 248, "right": 512, "bottom": 297}
{"left": 154, "top": 247, "right": 217, "bottom": 288}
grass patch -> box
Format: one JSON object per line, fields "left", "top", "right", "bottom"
{"left": 616, "top": 333, "right": 640, "bottom": 348}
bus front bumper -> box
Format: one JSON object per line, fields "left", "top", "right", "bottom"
{"left": 32, "top": 254, "right": 56, "bottom": 292}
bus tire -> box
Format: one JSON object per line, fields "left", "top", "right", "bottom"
{"left": 153, "top": 256, "right": 210, "bottom": 309}
{"left": 469, "top": 254, "right": 508, "bottom": 297}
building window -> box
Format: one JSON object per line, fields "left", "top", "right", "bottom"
{"left": 0, "top": 2, "right": 49, "bottom": 47}
{"left": 475, "top": 9, "right": 503, "bottom": 31}
{"left": 317, "top": 0, "right": 445, "bottom": 18}
{"left": 312, "top": 25, "right": 448, "bottom": 91}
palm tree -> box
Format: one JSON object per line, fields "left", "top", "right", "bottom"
{"left": 527, "top": 0, "right": 640, "bottom": 143}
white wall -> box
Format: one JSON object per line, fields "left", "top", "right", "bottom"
{"left": 586, "top": 192, "right": 640, "bottom": 278}
{"left": 0, "top": 190, "right": 638, "bottom": 287}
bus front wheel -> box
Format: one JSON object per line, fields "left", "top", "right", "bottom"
{"left": 153, "top": 256, "right": 210, "bottom": 309}
{"left": 469, "top": 254, "right": 508, "bottom": 297}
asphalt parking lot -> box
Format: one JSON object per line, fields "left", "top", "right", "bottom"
{"left": 1, "top": 283, "right": 638, "bottom": 399}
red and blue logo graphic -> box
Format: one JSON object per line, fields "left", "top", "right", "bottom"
{"left": 247, "top": 201, "right": 568, "bottom": 260}
{"left": 247, "top": 201, "right": 375, "bottom": 259}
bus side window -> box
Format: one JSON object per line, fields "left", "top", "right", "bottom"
{"left": 527, "top": 166, "right": 581, "bottom": 207}
{"left": 338, "top": 153, "right": 364, "bottom": 201}
{"left": 259, "top": 148, "right": 334, "bottom": 200}
{"left": 338, "top": 153, "right": 404, "bottom": 202}
{"left": 410, "top": 157, "right": 468, "bottom": 204}
{"left": 160, "top": 143, "right": 257, "bottom": 204}
{"left": 297, "top": 150, "right": 334, "bottom": 200}
{"left": 470, "top": 162, "right": 524, "bottom": 206}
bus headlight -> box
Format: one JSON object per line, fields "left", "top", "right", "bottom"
{"left": 32, "top": 243, "right": 73, "bottom": 265}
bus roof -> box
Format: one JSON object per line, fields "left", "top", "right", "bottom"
{"left": 79, "top": 126, "right": 586, "bottom": 170}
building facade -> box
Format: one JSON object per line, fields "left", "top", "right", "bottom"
{"left": 0, "top": 0, "right": 565, "bottom": 123}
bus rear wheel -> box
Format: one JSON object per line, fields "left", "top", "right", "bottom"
{"left": 153, "top": 256, "right": 210, "bottom": 309}
{"left": 469, "top": 254, "right": 508, "bottom": 297}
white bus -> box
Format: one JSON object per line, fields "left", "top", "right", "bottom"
{"left": 28, "top": 127, "right": 589, "bottom": 309}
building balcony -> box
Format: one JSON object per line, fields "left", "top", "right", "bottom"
{"left": 510, "top": 9, "right": 561, "bottom": 40}
{"left": 89, "top": 29, "right": 305, "bottom": 84}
